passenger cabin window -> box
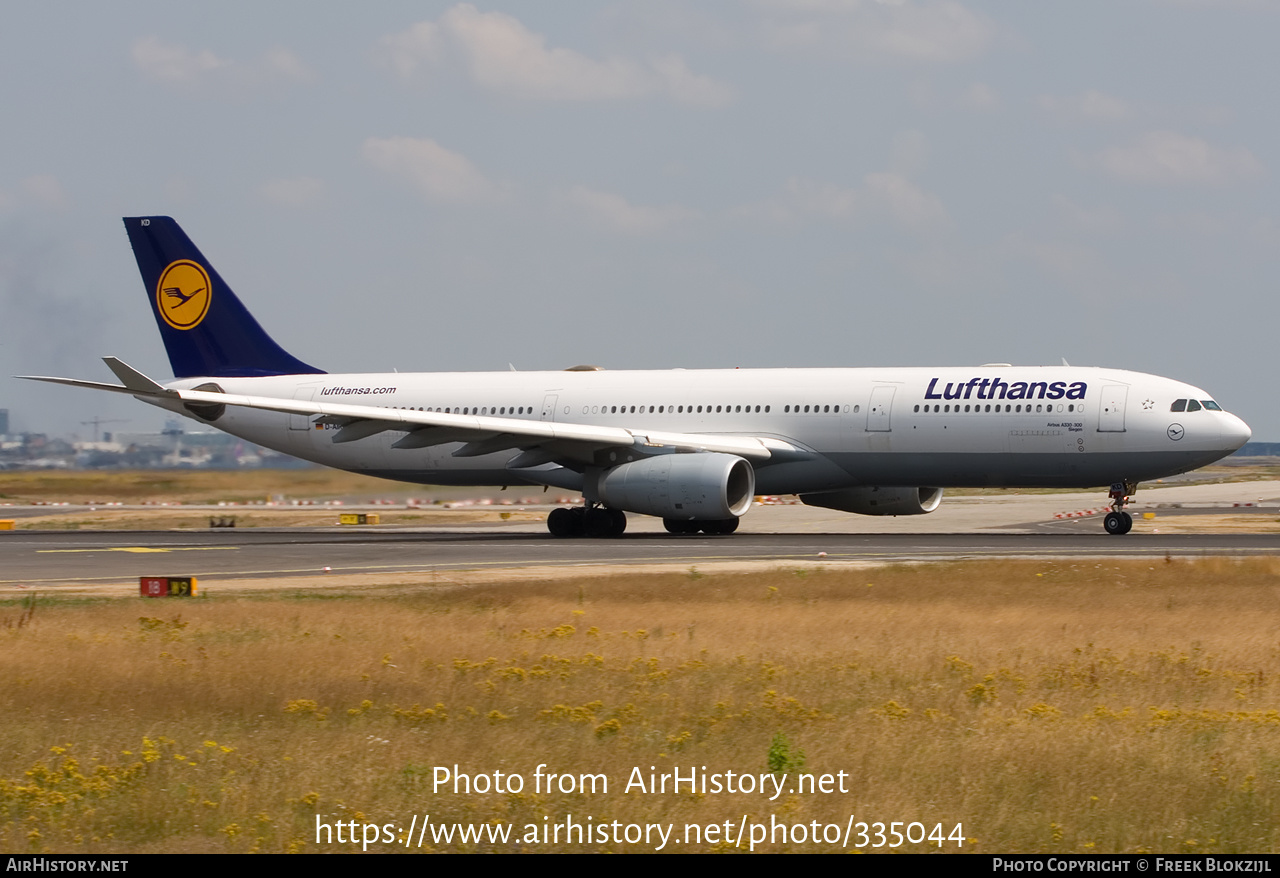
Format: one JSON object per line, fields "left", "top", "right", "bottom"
{"left": 1171, "top": 399, "right": 1187, "bottom": 412}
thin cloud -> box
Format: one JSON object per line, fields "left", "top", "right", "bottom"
{"left": 1148, "top": 0, "right": 1274, "bottom": 8}
{"left": 132, "top": 36, "right": 314, "bottom": 88}
{"left": 381, "top": 4, "right": 731, "bottom": 105}
{"left": 1155, "top": 210, "right": 1230, "bottom": 238}
{"left": 735, "top": 177, "right": 859, "bottom": 224}
{"left": 956, "top": 82, "right": 999, "bottom": 111}
{"left": 736, "top": 170, "right": 945, "bottom": 232}
{"left": 565, "top": 186, "right": 699, "bottom": 234}
{"left": 0, "top": 232, "right": 108, "bottom": 376}
{"left": 1051, "top": 195, "right": 1124, "bottom": 236}
{"left": 21, "top": 175, "right": 69, "bottom": 210}
{"left": 864, "top": 172, "right": 947, "bottom": 229}
{"left": 1093, "top": 131, "right": 1264, "bottom": 185}
{"left": 362, "top": 137, "right": 501, "bottom": 204}
{"left": 0, "top": 175, "right": 69, "bottom": 213}
{"left": 382, "top": 22, "right": 442, "bottom": 79}
{"left": 889, "top": 130, "right": 929, "bottom": 176}
{"left": 1248, "top": 217, "right": 1280, "bottom": 252}
{"left": 757, "top": 0, "right": 996, "bottom": 64}
{"left": 1037, "top": 90, "right": 1130, "bottom": 123}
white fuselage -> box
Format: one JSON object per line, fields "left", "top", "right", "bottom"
{"left": 152, "top": 365, "right": 1251, "bottom": 495}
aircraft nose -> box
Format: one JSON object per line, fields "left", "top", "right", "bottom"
{"left": 1222, "top": 413, "right": 1252, "bottom": 451}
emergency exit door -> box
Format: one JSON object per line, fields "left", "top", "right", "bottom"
{"left": 1098, "top": 385, "right": 1127, "bottom": 432}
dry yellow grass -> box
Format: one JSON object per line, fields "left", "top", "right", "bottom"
{"left": 0, "top": 469, "right": 552, "bottom": 505}
{"left": 11, "top": 507, "right": 544, "bottom": 531}
{"left": 0, "top": 469, "right": 396, "bottom": 504}
{"left": 3, "top": 558, "right": 1280, "bottom": 853}
{"left": 1130, "top": 513, "right": 1280, "bottom": 534}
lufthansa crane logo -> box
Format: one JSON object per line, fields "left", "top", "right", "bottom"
{"left": 156, "top": 260, "right": 211, "bottom": 330}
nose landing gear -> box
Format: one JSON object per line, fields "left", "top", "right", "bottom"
{"left": 1103, "top": 481, "right": 1136, "bottom": 535}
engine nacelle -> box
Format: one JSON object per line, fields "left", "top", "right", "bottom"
{"left": 800, "top": 486, "right": 943, "bottom": 516}
{"left": 597, "top": 453, "right": 755, "bottom": 520}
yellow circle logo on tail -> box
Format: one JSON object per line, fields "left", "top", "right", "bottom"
{"left": 156, "top": 260, "right": 212, "bottom": 330}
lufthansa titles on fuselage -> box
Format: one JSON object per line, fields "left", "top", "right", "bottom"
{"left": 923, "top": 377, "right": 1087, "bottom": 402}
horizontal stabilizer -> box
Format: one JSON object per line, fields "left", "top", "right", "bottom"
{"left": 103, "top": 357, "right": 168, "bottom": 394}
{"left": 17, "top": 359, "right": 176, "bottom": 400}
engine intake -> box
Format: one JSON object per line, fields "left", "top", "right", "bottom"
{"left": 800, "top": 486, "right": 943, "bottom": 516}
{"left": 597, "top": 453, "right": 755, "bottom": 520}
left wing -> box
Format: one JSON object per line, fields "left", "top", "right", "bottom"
{"left": 20, "top": 359, "right": 804, "bottom": 467}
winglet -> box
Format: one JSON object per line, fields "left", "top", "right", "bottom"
{"left": 103, "top": 357, "right": 168, "bottom": 394}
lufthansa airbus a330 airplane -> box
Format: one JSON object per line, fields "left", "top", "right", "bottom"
{"left": 23, "top": 217, "right": 1251, "bottom": 537}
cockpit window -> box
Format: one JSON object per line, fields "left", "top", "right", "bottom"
{"left": 1202, "top": 400, "right": 1222, "bottom": 411}
{"left": 1186, "top": 399, "right": 1202, "bottom": 412}
{"left": 1171, "top": 399, "right": 1187, "bottom": 412}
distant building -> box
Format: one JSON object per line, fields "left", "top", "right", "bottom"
{"left": 1232, "top": 442, "right": 1280, "bottom": 458}
{"left": 0, "top": 408, "right": 8, "bottom": 437}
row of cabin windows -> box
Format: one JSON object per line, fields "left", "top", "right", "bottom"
{"left": 370, "top": 401, "right": 1258, "bottom": 419}
{"left": 576, "top": 404, "right": 874, "bottom": 415}
{"left": 784, "top": 404, "right": 860, "bottom": 414}
{"left": 392, "top": 406, "right": 533, "bottom": 415}
{"left": 387, "top": 401, "right": 1136, "bottom": 418}
{"left": 913, "top": 403, "right": 1080, "bottom": 414}
{"left": 583, "top": 404, "right": 775, "bottom": 415}
{"left": 393, "top": 403, "right": 874, "bottom": 416}
{"left": 1171, "top": 399, "right": 1221, "bottom": 412}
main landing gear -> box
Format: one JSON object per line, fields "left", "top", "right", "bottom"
{"left": 544, "top": 507, "right": 742, "bottom": 537}
{"left": 1103, "top": 481, "right": 1136, "bottom": 535}
{"left": 663, "top": 517, "right": 739, "bottom": 535}
{"left": 547, "top": 505, "right": 627, "bottom": 538}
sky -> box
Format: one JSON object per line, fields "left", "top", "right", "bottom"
{"left": 2, "top": 1, "right": 1277, "bottom": 442}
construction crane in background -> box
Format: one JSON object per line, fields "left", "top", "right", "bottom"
{"left": 80, "top": 416, "right": 129, "bottom": 443}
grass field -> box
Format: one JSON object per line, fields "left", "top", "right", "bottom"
{"left": 7, "top": 507, "right": 546, "bottom": 531}
{"left": 4, "top": 558, "right": 1280, "bottom": 853}
{"left": 0, "top": 469, "right": 553, "bottom": 506}
{"left": 0, "top": 468, "right": 386, "bottom": 504}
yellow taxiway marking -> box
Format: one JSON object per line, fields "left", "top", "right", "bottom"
{"left": 37, "top": 546, "right": 240, "bottom": 554}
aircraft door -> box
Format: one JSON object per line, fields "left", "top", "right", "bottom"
{"left": 1098, "top": 385, "right": 1128, "bottom": 433}
{"left": 866, "top": 386, "right": 895, "bottom": 432}
{"left": 541, "top": 394, "right": 558, "bottom": 422}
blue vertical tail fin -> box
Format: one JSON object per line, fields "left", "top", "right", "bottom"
{"left": 124, "top": 216, "right": 324, "bottom": 378}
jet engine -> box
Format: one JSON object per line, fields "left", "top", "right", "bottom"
{"left": 800, "top": 486, "right": 943, "bottom": 516}
{"left": 182, "top": 382, "right": 226, "bottom": 422}
{"left": 597, "top": 453, "right": 755, "bottom": 520}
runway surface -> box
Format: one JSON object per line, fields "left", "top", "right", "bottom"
{"left": 2, "top": 526, "right": 1278, "bottom": 590}
{"left": 3, "top": 480, "right": 1277, "bottom": 591}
